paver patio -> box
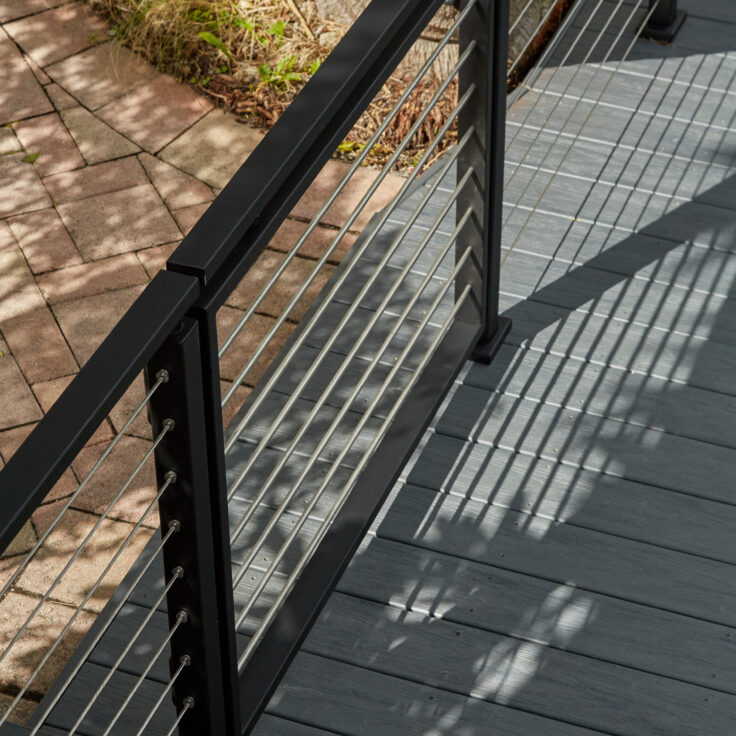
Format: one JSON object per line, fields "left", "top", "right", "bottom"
{"left": 0, "top": 1, "right": 403, "bottom": 723}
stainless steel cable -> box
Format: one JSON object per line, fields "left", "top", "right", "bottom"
{"left": 502, "top": 0, "right": 655, "bottom": 265}
{"left": 134, "top": 655, "right": 190, "bottom": 736}
{"left": 4, "top": 475, "right": 176, "bottom": 728}
{"left": 231, "top": 211, "right": 472, "bottom": 597}
{"left": 227, "top": 169, "right": 473, "bottom": 555}
{"left": 503, "top": 0, "right": 628, "bottom": 214}
{"left": 224, "top": 119, "right": 473, "bottom": 502}
{"left": 70, "top": 602, "right": 186, "bottom": 736}
{"left": 28, "top": 520, "right": 181, "bottom": 734}
{"left": 508, "top": 0, "right": 573, "bottom": 78}
{"left": 0, "top": 419, "right": 174, "bottom": 686}
{"left": 504, "top": 0, "right": 609, "bottom": 157}
{"left": 0, "top": 370, "right": 169, "bottom": 604}
{"left": 217, "top": 0, "right": 478, "bottom": 364}
{"left": 509, "top": 0, "right": 538, "bottom": 36}
{"left": 222, "top": 84, "right": 475, "bottom": 460}
{"left": 238, "top": 283, "right": 473, "bottom": 669}
{"left": 234, "top": 242, "right": 473, "bottom": 626}
{"left": 221, "top": 46, "right": 476, "bottom": 410}
{"left": 164, "top": 698, "right": 195, "bottom": 736}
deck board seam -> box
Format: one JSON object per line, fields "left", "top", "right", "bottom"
{"left": 527, "top": 88, "right": 736, "bottom": 134}
{"left": 326, "top": 589, "right": 736, "bottom": 699}
{"left": 372, "top": 523, "right": 736, "bottom": 630}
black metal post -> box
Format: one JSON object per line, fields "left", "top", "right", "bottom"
{"left": 456, "top": 0, "right": 511, "bottom": 364}
{"left": 642, "top": 0, "right": 686, "bottom": 42}
{"left": 146, "top": 317, "right": 240, "bottom": 736}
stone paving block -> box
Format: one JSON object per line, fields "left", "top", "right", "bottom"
{"left": 138, "top": 152, "right": 214, "bottom": 210}
{"left": 136, "top": 241, "right": 179, "bottom": 278}
{"left": 0, "top": 592, "right": 96, "bottom": 707}
{"left": 0, "top": 356, "right": 43, "bottom": 429}
{"left": 45, "top": 81, "right": 77, "bottom": 111}
{"left": 0, "top": 126, "right": 21, "bottom": 154}
{"left": 172, "top": 202, "right": 210, "bottom": 236}
{"left": 0, "top": 0, "right": 67, "bottom": 23}
{"left": 160, "top": 108, "right": 263, "bottom": 188}
{"left": 217, "top": 306, "right": 295, "bottom": 388}
{"left": 98, "top": 74, "right": 212, "bottom": 153}
{"left": 0, "top": 306, "right": 78, "bottom": 383}
{"left": 4, "top": 2, "right": 107, "bottom": 67}
{"left": 13, "top": 112, "right": 84, "bottom": 176}
{"left": 43, "top": 155, "right": 146, "bottom": 204}
{"left": 0, "top": 29, "right": 53, "bottom": 124}
{"left": 0, "top": 226, "right": 47, "bottom": 321}
{"left": 269, "top": 217, "right": 357, "bottom": 264}
{"left": 225, "top": 249, "right": 336, "bottom": 322}
{"left": 53, "top": 284, "right": 145, "bottom": 365}
{"left": 0, "top": 153, "right": 52, "bottom": 217}
{"left": 7, "top": 207, "right": 82, "bottom": 274}
{"left": 291, "top": 160, "right": 405, "bottom": 230}
{"left": 46, "top": 41, "right": 158, "bottom": 111}
{"left": 20, "top": 503, "right": 153, "bottom": 612}
{"left": 23, "top": 52, "right": 50, "bottom": 84}
{"left": 37, "top": 252, "right": 149, "bottom": 304}
{"left": 60, "top": 106, "right": 139, "bottom": 165}
{"left": 2, "top": 520, "right": 36, "bottom": 557}
{"left": 56, "top": 183, "right": 181, "bottom": 260}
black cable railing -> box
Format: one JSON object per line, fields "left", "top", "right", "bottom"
{"left": 0, "top": 0, "right": 685, "bottom": 734}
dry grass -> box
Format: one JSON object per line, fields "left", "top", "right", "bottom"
{"left": 87, "top": 0, "right": 462, "bottom": 170}
{"left": 86, "top": 0, "right": 573, "bottom": 170}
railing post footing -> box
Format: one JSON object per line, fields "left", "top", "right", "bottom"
{"left": 471, "top": 316, "right": 511, "bottom": 364}
{"left": 642, "top": 4, "right": 686, "bottom": 43}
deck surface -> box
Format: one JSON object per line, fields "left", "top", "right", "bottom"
{"left": 37, "top": 0, "right": 736, "bottom": 733}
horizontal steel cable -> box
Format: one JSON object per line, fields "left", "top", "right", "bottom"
{"left": 164, "top": 697, "right": 195, "bottom": 736}
{"left": 217, "top": 0, "right": 478, "bottom": 366}
{"left": 28, "top": 520, "right": 181, "bottom": 734}
{"left": 227, "top": 162, "right": 473, "bottom": 552}
{"left": 222, "top": 91, "right": 476, "bottom": 488}
{"left": 0, "top": 370, "right": 169, "bottom": 605}
{"left": 135, "top": 655, "right": 190, "bottom": 736}
{"left": 0, "top": 419, "right": 174, "bottom": 687}
{"left": 503, "top": 0, "right": 627, "bottom": 212}
{"left": 233, "top": 240, "right": 474, "bottom": 626}
{"left": 221, "top": 44, "right": 477, "bottom": 410}
{"left": 502, "top": 0, "right": 655, "bottom": 265}
{"left": 69, "top": 601, "right": 186, "bottom": 735}
{"left": 504, "top": 0, "right": 609, "bottom": 157}
{"left": 238, "top": 283, "right": 473, "bottom": 669}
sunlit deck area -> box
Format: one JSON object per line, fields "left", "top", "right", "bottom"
{"left": 38, "top": 0, "right": 736, "bottom": 733}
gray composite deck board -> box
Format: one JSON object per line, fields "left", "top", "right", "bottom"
{"left": 35, "top": 0, "right": 736, "bottom": 733}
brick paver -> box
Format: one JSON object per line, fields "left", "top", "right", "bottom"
{"left": 46, "top": 41, "right": 158, "bottom": 110}
{"left": 8, "top": 208, "right": 82, "bottom": 273}
{"left": 97, "top": 74, "right": 213, "bottom": 152}
{"left": 0, "top": 1, "right": 404, "bottom": 722}
{"left": 4, "top": 3, "right": 107, "bottom": 67}
{"left": 0, "top": 27, "right": 53, "bottom": 124}
{"left": 14, "top": 112, "right": 85, "bottom": 176}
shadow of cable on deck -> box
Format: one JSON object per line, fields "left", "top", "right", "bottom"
{"left": 263, "top": 168, "right": 736, "bottom": 734}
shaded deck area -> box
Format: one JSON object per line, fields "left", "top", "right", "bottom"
{"left": 39, "top": 0, "right": 736, "bottom": 733}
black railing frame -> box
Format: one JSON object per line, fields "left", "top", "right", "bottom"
{"left": 0, "top": 1, "right": 513, "bottom": 734}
